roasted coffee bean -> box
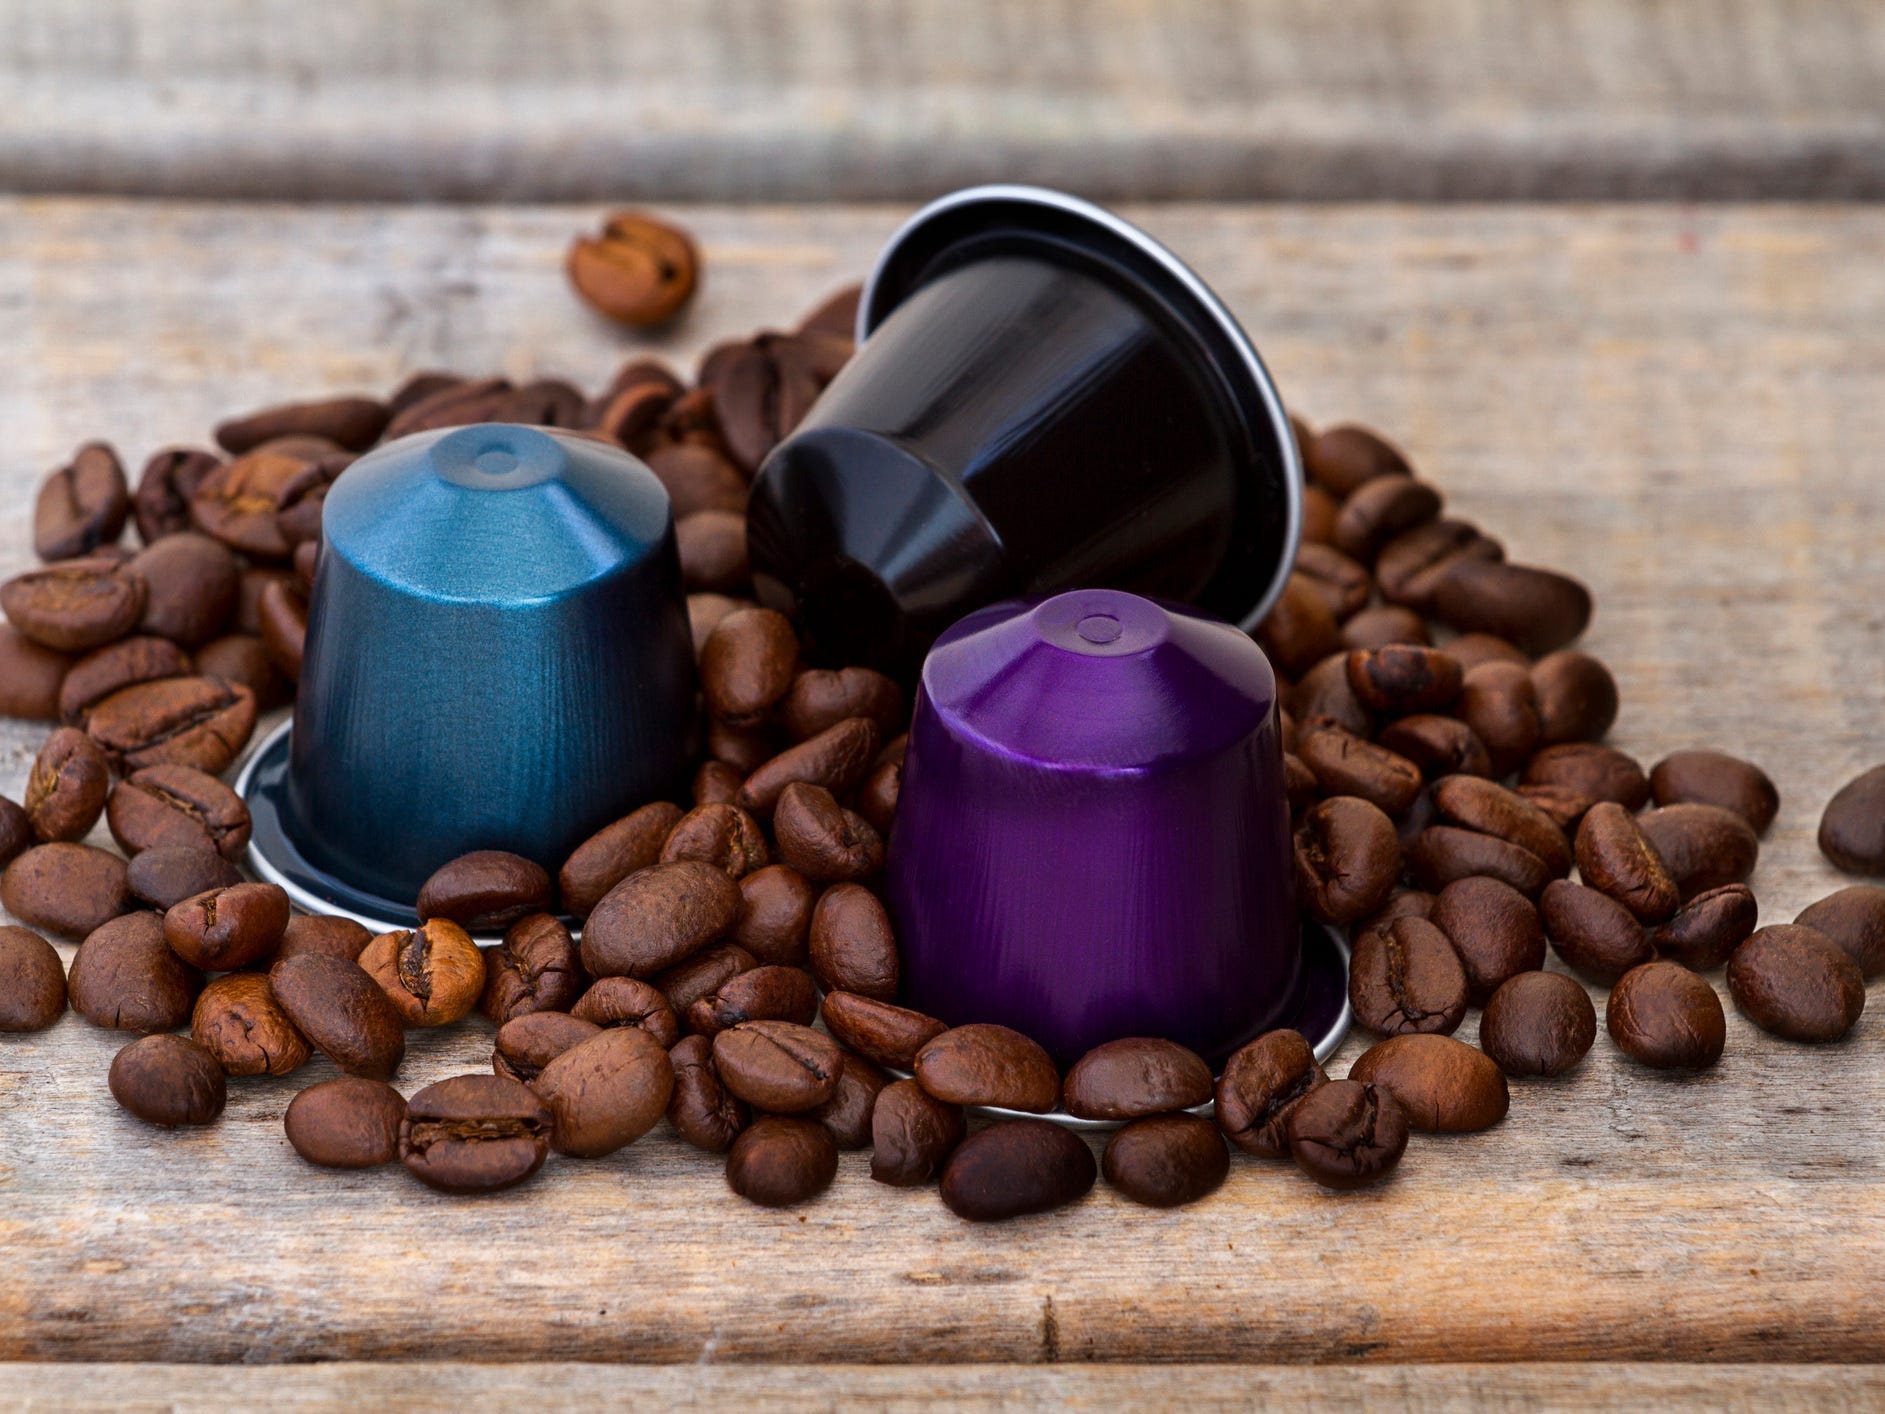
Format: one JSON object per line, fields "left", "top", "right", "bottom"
{"left": 381, "top": 377, "right": 517, "bottom": 441}
{"left": 821, "top": 990, "right": 949, "bottom": 1070}
{"left": 1540, "top": 878, "right": 1654, "bottom": 983}
{"left": 1283, "top": 753, "right": 1318, "bottom": 812}
{"left": 1374, "top": 518, "right": 1503, "bottom": 612}
{"left": 191, "top": 972, "right": 309, "bottom": 1076}
{"left": 67, "top": 911, "right": 202, "bottom": 1031}
{"left": 773, "top": 783, "right": 885, "bottom": 883}
{"left": 807, "top": 883, "right": 899, "bottom": 1000}
{"left": 479, "top": 913, "right": 583, "bottom": 1025}
{"left": 738, "top": 717, "right": 881, "bottom": 817}
{"left": 1446, "top": 633, "right": 1530, "bottom": 672}
{"left": 1795, "top": 886, "right": 1885, "bottom": 978}
{"left": 0, "top": 926, "right": 66, "bottom": 1031}
{"left": 106, "top": 764, "right": 250, "bottom": 859}
{"left": 416, "top": 850, "right": 552, "bottom": 931}
{"left": 1378, "top": 715, "right": 1493, "bottom": 780}
{"left": 1479, "top": 971, "right": 1596, "bottom": 1077}
{"left": 1637, "top": 803, "right": 1758, "bottom": 900}
{"left": 707, "top": 718, "right": 779, "bottom": 774}
{"left": 1346, "top": 646, "right": 1461, "bottom": 716}
{"left": 796, "top": 283, "right": 861, "bottom": 340}
{"left": 276, "top": 913, "right": 373, "bottom": 965}
{"left": 854, "top": 738, "right": 902, "bottom": 835}
{"left": 1406, "top": 825, "right": 1550, "bottom": 897}
{"left": 1301, "top": 484, "right": 1339, "bottom": 544}
{"left": 256, "top": 577, "right": 307, "bottom": 679}
{"left": 1294, "top": 795, "right": 1401, "bottom": 924}
{"left": 1649, "top": 750, "right": 1779, "bottom": 834}
{"left": 1103, "top": 1113, "right": 1230, "bottom": 1208}
{"left": 1575, "top": 802, "right": 1679, "bottom": 922}
{"left": 558, "top": 801, "right": 686, "bottom": 920}
{"left": 493, "top": 1011, "right": 602, "bottom": 1084}
{"left": 234, "top": 567, "right": 293, "bottom": 634}
{"left": 1727, "top": 925, "right": 1866, "bottom": 1043}
{"left": 1288, "top": 652, "right": 1373, "bottom": 738}
{"left": 1431, "top": 559, "right": 1592, "bottom": 656}
{"left": 1606, "top": 960, "right": 1726, "bottom": 1070}
{"left": 1062, "top": 1037, "right": 1214, "bottom": 1122}
{"left": 1296, "top": 727, "right": 1423, "bottom": 815}
{"left": 566, "top": 211, "right": 698, "bottom": 326}
{"left": 1652, "top": 884, "right": 1758, "bottom": 971}
{"left": 270, "top": 953, "right": 406, "bottom": 1080}
{"left": 36, "top": 442, "right": 129, "bottom": 562}
{"left": 125, "top": 533, "right": 239, "bottom": 646}
{"left": 810, "top": 1048, "right": 890, "bottom": 1149}
{"left": 1432, "top": 774, "right": 1572, "bottom": 878}
{"left": 109, "top": 1033, "right": 226, "bottom": 1128}
{"left": 1356, "top": 889, "right": 1437, "bottom": 936}
{"left": 914, "top": 1023, "right": 1060, "bottom": 1113}
{"left": 675, "top": 510, "right": 749, "bottom": 592}
{"left": 57, "top": 635, "right": 191, "bottom": 726}
{"left": 2, "top": 557, "right": 146, "bottom": 652}
{"left": 1293, "top": 543, "right": 1373, "bottom": 622}
{"left": 688, "top": 593, "right": 746, "bottom": 656}
{"left": 24, "top": 727, "right": 109, "bottom": 843}
{"left": 693, "top": 759, "right": 745, "bottom": 805}
{"left": 1285, "top": 1079, "right": 1408, "bottom": 1190}
{"left": 1820, "top": 765, "right": 1885, "bottom": 875}
{"left": 215, "top": 396, "right": 389, "bottom": 455}
{"left": 1254, "top": 573, "right": 1342, "bottom": 678}
{"left": 653, "top": 942, "right": 756, "bottom": 1018}
{"left": 706, "top": 334, "right": 836, "bottom": 475}
{"left": 193, "top": 632, "right": 289, "bottom": 709}
{"left": 712, "top": 1020, "right": 844, "bottom": 1113}
{"left": 164, "top": 882, "right": 289, "bottom": 971}
{"left": 940, "top": 1118, "right": 1097, "bottom": 1221}
{"left": 667, "top": 1032, "right": 751, "bottom": 1151}
{"left": 726, "top": 1116, "right": 839, "bottom": 1207}
{"left": 660, "top": 802, "right": 770, "bottom": 879}
{"left": 400, "top": 1074, "right": 553, "bottom": 1194}
{"left": 189, "top": 449, "right": 312, "bottom": 559}
{"left": 124, "top": 846, "right": 241, "bottom": 912}
{"left": 1530, "top": 650, "right": 1619, "bottom": 745}
{"left": 1516, "top": 782, "right": 1597, "bottom": 834}
{"left": 700, "top": 607, "right": 799, "bottom": 725}
{"left": 1429, "top": 876, "right": 1546, "bottom": 1003}
{"left": 389, "top": 370, "right": 468, "bottom": 417}
{"left": 1349, "top": 1033, "right": 1509, "bottom": 1132}
{"left": 730, "top": 864, "right": 817, "bottom": 965}
{"left": 284, "top": 1077, "right": 408, "bottom": 1168}
{"left": 580, "top": 860, "right": 743, "bottom": 979}
{"left": 685, "top": 964, "right": 817, "bottom": 1036}
{"left": 1341, "top": 604, "right": 1431, "bottom": 652}
{"left": 2, "top": 842, "right": 131, "bottom": 940}
{"left": 1332, "top": 474, "right": 1443, "bottom": 563}
{"left": 643, "top": 442, "right": 748, "bottom": 518}
{"left": 86, "top": 676, "right": 257, "bottom": 775}
{"left": 1522, "top": 743, "right": 1651, "bottom": 811}
{"left": 1349, "top": 916, "right": 1469, "bottom": 1036}
{"left": 0, "top": 625, "right": 72, "bottom": 720}
{"left": 1304, "top": 424, "right": 1409, "bottom": 496}
{"left": 1455, "top": 660, "right": 1541, "bottom": 776}
{"left": 870, "top": 1079, "right": 965, "bottom": 1186}
{"left": 777, "top": 668, "right": 903, "bottom": 743}
{"left": 360, "top": 919, "right": 487, "bottom": 1026}
{"left": 534, "top": 1025, "right": 676, "bottom": 1157}
{"left": 1214, "top": 1028, "right": 1327, "bottom": 1158}
{"left": 133, "top": 448, "right": 221, "bottom": 545}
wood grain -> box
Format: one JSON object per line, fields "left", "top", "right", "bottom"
{"left": 7, "top": 1, "right": 1885, "bottom": 201}
{"left": 0, "top": 198, "right": 1882, "bottom": 1363}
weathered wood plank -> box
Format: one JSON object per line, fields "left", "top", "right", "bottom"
{"left": 0, "top": 199, "right": 1881, "bottom": 1363}
{"left": 6, "top": 1, "right": 1885, "bottom": 201}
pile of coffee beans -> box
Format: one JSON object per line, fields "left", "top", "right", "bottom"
{"left": 1, "top": 214, "right": 1879, "bottom": 1221}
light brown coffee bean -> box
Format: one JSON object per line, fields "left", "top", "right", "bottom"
{"left": 914, "top": 1024, "right": 1060, "bottom": 1113}
{"left": 256, "top": 577, "right": 308, "bottom": 680}
{"left": 127, "top": 533, "right": 239, "bottom": 646}
{"left": 1348, "top": 1032, "right": 1509, "bottom": 1132}
{"left": 270, "top": 953, "right": 406, "bottom": 1080}
{"left": 36, "top": 442, "right": 129, "bottom": 562}
{"left": 1432, "top": 774, "right": 1573, "bottom": 878}
{"left": 493, "top": 1011, "right": 602, "bottom": 1085}
{"left": 189, "top": 449, "right": 312, "bottom": 560}
{"left": 360, "top": 919, "right": 487, "bottom": 1027}
{"left": 1340, "top": 604, "right": 1431, "bottom": 652}
{"left": 1293, "top": 543, "right": 1373, "bottom": 622}
{"left": 699, "top": 607, "right": 798, "bottom": 725}
{"left": 215, "top": 396, "right": 389, "bottom": 455}
{"left": 1445, "top": 633, "right": 1530, "bottom": 672}
{"left": 24, "top": 727, "right": 110, "bottom": 843}
{"left": 660, "top": 802, "right": 770, "bottom": 879}
{"left": 566, "top": 211, "right": 699, "bottom": 327}
{"left": 0, "top": 925, "right": 66, "bottom": 1031}
{"left": 1346, "top": 646, "right": 1461, "bottom": 715}
{"left": 164, "top": 881, "right": 290, "bottom": 971}
{"left": 479, "top": 913, "right": 584, "bottom": 1025}
{"left": 56, "top": 635, "right": 191, "bottom": 726}
{"left": 712, "top": 1020, "right": 844, "bottom": 1113}
{"left": 534, "top": 1025, "right": 676, "bottom": 1157}
{"left": 1479, "top": 971, "right": 1596, "bottom": 1077}
{"left": 820, "top": 990, "right": 949, "bottom": 1071}
{"left": 1255, "top": 573, "right": 1343, "bottom": 678}
{"left": 132, "top": 447, "right": 221, "bottom": 545}
{"left": 2, "top": 557, "right": 146, "bottom": 652}
{"left": 105, "top": 764, "right": 250, "bottom": 859}
{"left": 85, "top": 676, "right": 257, "bottom": 775}
{"left": 284, "top": 1076, "right": 408, "bottom": 1169}
{"left": 807, "top": 883, "right": 899, "bottom": 1000}
{"left": 191, "top": 972, "right": 310, "bottom": 1076}
{"left": 774, "top": 783, "right": 885, "bottom": 883}
{"left": 1287, "top": 652, "right": 1373, "bottom": 737}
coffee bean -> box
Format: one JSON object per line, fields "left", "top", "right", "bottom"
{"left": 685, "top": 964, "right": 817, "bottom": 1036}
{"left": 0, "top": 801, "right": 27, "bottom": 874}
{"left": 215, "top": 396, "right": 389, "bottom": 455}
{"left": 1479, "top": 971, "right": 1596, "bottom": 1077}
{"left": 660, "top": 803, "right": 770, "bottom": 879}
{"left": 1522, "top": 743, "right": 1651, "bottom": 811}
{"left": 1406, "top": 825, "right": 1550, "bottom": 897}
{"left": 256, "top": 577, "right": 307, "bottom": 680}
{"left": 643, "top": 442, "right": 747, "bottom": 518}
{"left": 580, "top": 860, "right": 743, "bottom": 979}
{"left": 1349, "top": 1032, "right": 1510, "bottom": 1132}
{"left": 558, "top": 802, "right": 686, "bottom": 921}
{"left": 1060, "top": 1037, "right": 1214, "bottom": 1122}
{"left": 1102, "top": 1113, "right": 1231, "bottom": 1208}
{"left": 666, "top": 1032, "right": 751, "bottom": 1152}
{"left": 820, "top": 990, "right": 949, "bottom": 1070}
{"left": 381, "top": 377, "right": 517, "bottom": 442}
{"left": 1349, "top": 916, "right": 1469, "bottom": 1036}
{"left": 566, "top": 211, "right": 698, "bottom": 327}
{"left": 400, "top": 1074, "right": 553, "bottom": 1194}
{"left": 1332, "top": 474, "right": 1443, "bottom": 563}
{"left": 234, "top": 567, "right": 291, "bottom": 634}
{"left": 870, "top": 1079, "right": 965, "bottom": 1186}
{"left": 711, "top": 1018, "right": 844, "bottom": 1114}
{"left": 1214, "top": 1028, "right": 1327, "bottom": 1158}
{"left": 1296, "top": 727, "right": 1423, "bottom": 815}
{"left": 415, "top": 850, "right": 552, "bottom": 932}
{"left": 1346, "top": 646, "right": 1462, "bottom": 716}
{"left": 125, "top": 846, "right": 242, "bottom": 912}
{"left": 85, "top": 676, "right": 257, "bottom": 775}
{"left": 706, "top": 334, "right": 836, "bottom": 475}
{"left": 165, "top": 882, "right": 290, "bottom": 971}
{"left": 1647, "top": 750, "right": 1778, "bottom": 836}
{"left": 533, "top": 1024, "right": 676, "bottom": 1157}
{"left": 730, "top": 864, "right": 817, "bottom": 965}
{"left": 1432, "top": 775, "right": 1573, "bottom": 878}
{"left": 24, "top": 727, "right": 110, "bottom": 843}
{"left": 810, "top": 1048, "right": 890, "bottom": 1149}
{"left": 1428, "top": 875, "right": 1546, "bottom": 1003}
{"left": 193, "top": 633, "right": 289, "bottom": 710}
{"left": 1285, "top": 1079, "right": 1408, "bottom": 1189}
{"left": 1304, "top": 424, "right": 1409, "bottom": 496}
{"left": 1378, "top": 715, "right": 1493, "bottom": 780}
{"left": 0, "top": 625, "right": 73, "bottom": 720}
{"left": 738, "top": 717, "right": 881, "bottom": 817}
{"left": 692, "top": 760, "right": 744, "bottom": 805}
{"left": 191, "top": 972, "right": 309, "bottom": 1076}
{"left": 36, "top": 443, "right": 129, "bottom": 562}
{"left": 2, "top": 842, "right": 131, "bottom": 940}
{"left": 1727, "top": 925, "right": 1866, "bottom": 1043}
{"left": 1651, "top": 884, "right": 1758, "bottom": 971}
{"left": 1795, "top": 886, "right": 1885, "bottom": 979}
{"left": 652, "top": 942, "right": 756, "bottom": 1019}
{"left": 1374, "top": 518, "right": 1503, "bottom": 612}
{"left": 1540, "top": 878, "right": 1654, "bottom": 983}
{"left": 1301, "top": 484, "right": 1339, "bottom": 544}
{"left": 1638, "top": 803, "right": 1759, "bottom": 900}
{"left": 284, "top": 1076, "right": 408, "bottom": 1169}
{"left": 687, "top": 593, "right": 746, "bottom": 656}
{"left": 1820, "top": 765, "right": 1885, "bottom": 875}
{"left": 1575, "top": 802, "right": 1679, "bottom": 923}
{"left": 806, "top": 883, "right": 899, "bottom": 1000}
{"left": 106, "top": 764, "right": 250, "bottom": 859}
{"left": 1293, "top": 796, "right": 1401, "bottom": 925}
{"left": 1288, "top": 652, "right": 1373, "bottom": 738}
{"left": 1606, "top": 960, "right": 1726, "bottom": 1069}
{"left": 726, "top": 1116, "right": 840, "bottom": 1207}
{"left": 270, "top": 953, "right": 406, "bottom": 1080}
{"left": 675, "top": 510, "right": 750, "bottom": 592}
{"left": 1356, "top": 889, "right": 1437, "bottom": 935}
{"left": 700, "top": 607, "right": 799, "bottom": 725}
{"left": 360, "top": 919, "right": 487, "bottom": 1026}
{"left": 914, "top": 1023, "right": 1061, "bottom": 1113}
{"left": 1293, "top": 543, "right": 1373, "bottom": 621}
{"left": 2, "top": 557, "right": 146, "bottom": 652}
{"left": 1283, "top": 752, "right": 1318, "bottom": 812}
{"left": 493, "top": 1011, "right": 601, "bottom": 1085}
{"left": 109, "top": 1033, "right": 225, "bottom": 1128}
{"left": 57, "top": 635, "right": 192, "bottom": 726}
{"left": 478, "top": 913, "right": 583, "bottom": 1025}
{"left": 68, "top": 911, "right": 202, "bottom": 1031}
{"left": 0, "top": 926, "right": 66, "bottom": 1031}
{"left": 773, "top": 783, "right": 884, "bottom": 883}
{"left": 1340, "top": 604, "right": 1431, "bottom": 652}
{"left": 1431, "top": 559, "right": 1592, "bottom": 656}
{"left": 940, "top": 1118, "right": 1097, "bottom": 1221}
{"left": 776, "top": 668, "right": 903, "bottom": 743}
{"left": 133, "top": 448, "right": 221, "bottom": 545}
{"left": 1255, "top": 574, "right": 1343, "bottom": 678}
{"left": 1530, "top": 650, "right": 1619, "bottom": 745}
{"left": 1516, "top": 782, "right": 1597, "bottom": 834}
{"left": 124, "top": 533, "right": 239, "bottom": 646}
{"left": 707, "top": 719, "right": 780, "bottom": 774}
{"left": 1446, "top": 633, "right": 1530, "bottom": 672}
{"left": 1455, "top": 661, "right": 1541, "bottom": 776}
{"left": 276, "top": 913, "right": 373, "bottom": 965}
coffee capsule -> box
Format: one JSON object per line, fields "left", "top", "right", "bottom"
{"left": 747, "top": 185, "right": 1302, "bottom": 677}
{"left": 237, "top": 424, "right": 696, "bottom": 930}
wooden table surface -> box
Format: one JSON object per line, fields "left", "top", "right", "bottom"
{"left": 2, "top": 198, "right": 1883, "bottom": 1403}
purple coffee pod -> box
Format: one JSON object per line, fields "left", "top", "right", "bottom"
{"left": 887, "top": 588, "right": 1349, "bottom": 1067}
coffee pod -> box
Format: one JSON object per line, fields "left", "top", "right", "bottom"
{"left": 237, "top": 424, "right": 697, "bottom": 930}
{"left": 886, "top": 588, "right": 1348, "bottom": 1067}
{"left": 747, "top": 184, "right": 1302, "bottom": 677}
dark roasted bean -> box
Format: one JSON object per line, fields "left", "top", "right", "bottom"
{"left": 416, "top": 850, "right": 552, "bottom": 931}
{"left": 1378, "top": 714, "right": 1493, "bottom": 780}
{"left": 109, "top": 1033, "right": 225, "bottom": 1127}
{"left": 534, "top": 1025, "right": 676, "bottom": 1157}
{"left": 1637, "top": 803, "right": 1758, "bottom": 900}
{"left": 914, "top": 1023, "right": 1061, "bottom": 1113}
{"left": 1726, "top": 925, "right": 1866, "bottom": 1043}
{"left": 1293, "top": 795, "right": 1401, "bottom": 924}
{"left": 1214, "top": 1028, "right": 1327, "bottom": 1158}
{"left": 1406, "top": 825, "right": 1550, "bottom": 897}
{"left": 810, "top": 1048, "right": 890, "bottom": 1149}
{"left": 570, "top": 976, "right": 681, "bottom": 1047}
{"left": 1795, "top": 886, "right": 1885, "bottom": 978}
{"left": 777, "top": 668, "right": 904, "bottom": 742}
{"left": 1285, "top": 1079, "right": 1408, "bottom": 1189}
{"left": 164, "top": 882, "right": 289, "bottom": 971}
{"left": 1431, "top": 559, "right": 1592, "bottom": 656}
{"left": 1530, "top": 650, "right": 1619, "bottom": 745}
{"left": 57, "top": 635, "right": 191, "bottom": 726}
{"left": 807, "top": 883, "right": 899, "bottom": 1000}
{"left": 1332, "top": 474, "right": 1443, "bottom": 563}
{"left": 730, "top": 863, "right": 817, "bottom": 965}
{"left": 0, "top": 925, "right": 67, "bottom": 1031}
{"left": 1348, "top": 1033, "right": 1509, "bottom": 1132}
{"left": 215, "top": 396, "right": 389, "bottom": 455}
{"left": 1575, "top": 802, "right": 1679, "bottom": 922}
{"left": 558, "top": 801, "right": 686, "bottom": 920}
{"left": 940, "top": 1119, "right": 1097, "bottom": 1221}
{"left": 726, "top": 1116, "right": 839, "bottom": 1207}
{"left": 284, "top": 1076, "right": 408, "bottom": 1169}
{"left": 1062, "top": 1037, "right": 1214, "bottom": 1121}
{"left": 699, "top": 607, "right": 798, "bottom": 725}
{"left": 479, "top": 913, "right": 584, "bottom": 1025}
{"left": 685, "top": 964, "right": 818, "bottom": 1036}
{"left": 36, "top": 443, "right": 129, "bottom": 562}
{"left": 870, "top": 1079, "right": 965, "bottom": 1186}
{"left": 1349, "top": 917, "right": 1469, "bottom": 1036}
{"left": 1103, "top": 1113, "right": 1230, "bottom": 1208}
{"left": 1820, "top": 765, "right": 1885, "bottom": 876}
{"left": 773, "top": 782, "right": 885, "bottom": 883}
{"left": 493, "top": 1011, "right": 602, "bottom": 1085}
{"left": 67, "top": 911, "right": 202, "bottom": 1031}
{"left": 0, "top": 625, "right": 73, "bottom": 721}
{"left": 712, "top": 1020, "right": 844, "bottom": 1113}
{"left": 127, "top": 533, "right": 239, "bottom": 646}
{"left": 1455, "top": 660, "right": 1540, "bottom": 777}
{"left": 1479, "top": 971, "right": 1596, "bottom": 1077}
{"left": 1429, "top": 875, "right": 1547, "bottom": 1003}
{"left": 1293, "top": 543, "right": 1373, "bottom": 621}
{"left": 1346, "top": 645, "right": 1461, "bottom": 715}
{"left": 1540, "top": 878, "right": 1655, "bottom": 984}
{"left": 399, "top": 1074, "right": 553, "bottom": 1193}
{"left": 2, "top": 557, "right": 146, "bottom": 652}
{"left": 1254, "top": 574, "right": 1342, "bottom": 678}
{"left": 270, "top": 953, "right": 406, "bottom": 1080}
{"left": 133, "top": 448, "right": 221, "bottom": 545}
{"left": 1606, "top": 961, "right": 1726, "bottom": 1069}
{"left": 124, "top": 846, "right": 241, "bottom": 912}
{"left": 1374, "top": 518, "right": 1502, "bottom": 612}
{"left": 1432, "top": 774, "right": 1572, "bottom": 878}
{"left": 667, "top": 1032, "right": 750, "bottom": 1152}
{"left": 820, "top": 990, "right": 949, "bottom": 1071}
{"left": 1296, "top": 726, "right": 1423, "bottom": 815}
{"left": 2, "top": 842, "right": 132, "bottom": 940}
{"left": 1523, "top": 743, "right": 1651, "bottom": 811}
{"left": 1304, "top": 424, "right": 1409, "bottom": 497}
{"left": 1651, "top": 884, "right": 1758, "bottom": 971}
{"left": 1649, "top": 750, "right": 1779, "bottom": 834}
{"left": 106, "top": 764, "right": 250, "bottom": 859}
{"left": 581, "top": 860, "right": 743, "bottom": 980}
{"left": 737, "top": 716, "right": 880, "bottom": 817}
{"left": 24, "top": 727, "right": 109, "bottom": 843}
{"left": 660, "top": 802, "right": 770, "bottom": 879}
{"left": 85, "top": 676, "right": 256, "bottom": 775}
